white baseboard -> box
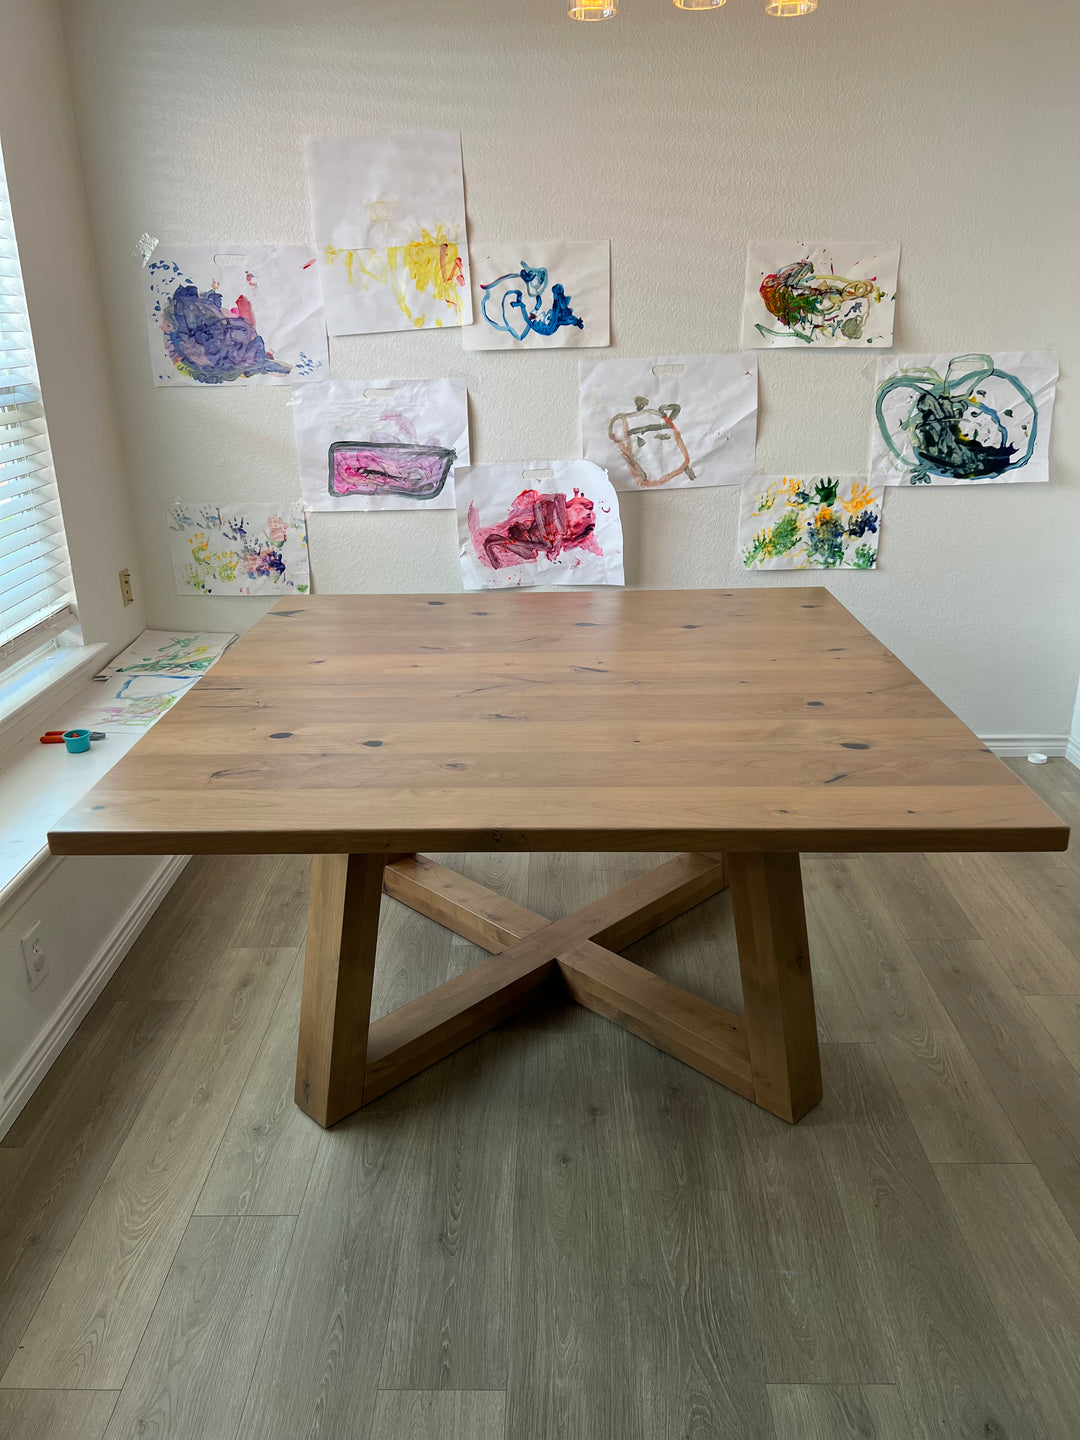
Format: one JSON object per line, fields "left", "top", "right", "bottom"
{"left": 980, "top": 735, "right": 1069, "bottom": 759}
{"left": 1067, "top": 738, "right": 1080, "bottom": 771}
{"left": 0, "top": 853, "right": 189, "bottom": 1140}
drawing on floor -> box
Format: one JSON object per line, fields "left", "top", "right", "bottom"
{"left": 168, "top": 502, "right": 309, "bottom": 596}
{"left": 742, "top": 242, "right": 900, "bottom": 348}
{"left": 455, "top": 460, "right": 624, "bottom": 589}
{"left": 303, "top": 132, "right": 471, "bottom": 335}
{"left": 463, "top": 243, "right": 610, "bottom": 351}
{"left": 579, "top": 353, "right": 758, "bottom": 490}
{"left": 96, "top": 630, "right": 237, "bottom": 678}
{"left": 739, "top": 476, "right": 883, "bottom": 570}
{"left": 292, "top": 379, "right": 469, "bottom": 512}
{"left": 73, "top": 675, "right": 200, "bottom": 730}
{"left": 870, "top": 352, "right": 1058, "bottom": 486}
{"left": 144, "top": 247, "right": 328, "bottom": 387}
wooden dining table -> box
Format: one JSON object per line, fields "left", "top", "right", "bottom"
{"left": 48, "top": 589, "right": 1068, "bottom": 1129}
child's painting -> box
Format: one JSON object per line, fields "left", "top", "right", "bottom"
{"left": 168, "top": 503, "right": 309, "bottom": 596}
{"left": 291, "top": 379, "right": 469, "bottom": 512}
{"left": 304, "top": 132, "right": 471, "bottom": 335}
{"left": 579, "top": 353, "right": 757, "bottom": 490}
{"left": 96, "top": 630, "right": 237, "bottom": 679}
{"left": 455, "top": 460, "right": 623, "bottom": 590}
{"left": 870, "top": 352, "right": 1057, "bottom": 486}
{"left": 145, "top": 247, "right": 327, "bottom": 387}
{"left": 739, "top": 476, "right": 883, "bottom": 570}
{"left": 74, "top": 675, "right": 200, "bottom": 730}
{"left": 743, "top": 242, "right": 900, "bottom": 348}
{"left": 463, "top": 243, "right": 610, "bottom": 351}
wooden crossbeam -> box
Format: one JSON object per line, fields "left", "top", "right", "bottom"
{"left": 365, "top": 852, "right": 737, "bottom": 1105}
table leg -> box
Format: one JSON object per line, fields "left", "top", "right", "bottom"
{"left": 295, "top": 853, "right": 385, "bottom": 1127}
{"left": 727, "top": 851, "right": 822, "bottom": 1123}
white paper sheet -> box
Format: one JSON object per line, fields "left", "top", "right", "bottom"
{"left": 145, "top": 246, "right": 328, "bottom": 387}
{"left": 742, "top": 241, "right": 900, "bottom": 349}
{"left": 96, "top": 630, "right": 237, "bottom": 679}
{"left": 463, "top": 243, "right": 610, "bottom": 351}
{"left": 291, "top": 379, "right": 469, "bottom": 512}
{"left": 870, "top": 351, "right": 1057, "bottom": 486}
{"left": 456, "top": 461, "right": 623, "bottom": 590}
{"left": 738, "top": 476, "right": 883, "bottom": 570}
{"left": 579, "top": 353, "right": 757, "bottom": 491}
{"left": 168, "top": 502, "right": 309, "bottom": 596}
{"left": 72, "top": 675, "right": 200, "bottom": 731}
{"left": 304, "top": 132, "right": 471, "bottom": 335}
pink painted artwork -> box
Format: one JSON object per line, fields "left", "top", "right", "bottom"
{"left": 468, "top": 488, "right": 602, "bottom": 569}
{"left": 328, "top": 441, "right": 455, "bottom": 500}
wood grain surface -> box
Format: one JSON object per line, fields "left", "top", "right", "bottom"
{"left": 46, "top": 590, "right": 1066, "bottom": 856}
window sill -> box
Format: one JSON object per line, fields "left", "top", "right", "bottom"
{"left": 0, "top": 642, "right": 110, "bottom": 752}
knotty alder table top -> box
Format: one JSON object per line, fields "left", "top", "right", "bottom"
{"left": 48, "top": 589, "right": 1067, "bottom": 858}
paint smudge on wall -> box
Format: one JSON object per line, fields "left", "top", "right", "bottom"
{"left": 739, "top": 476, "right": 883, "bottom": 570}
{"left": 468, "top": 489, "right": 601, "bottom": 569}
{"left": 871, "top": 352, "right": 1058, "bottom": 486}
{"left": 455, "top": 460, "right": 624, "bottom": 589}
{"left": 743, "top": 242, "right": 900, "bottom": 349}
{"left": 145, "top": 247, "right": 327, "bottom": 388}
{"left": 328, "top": 440, "right": 456, "bottom": 499}
{"left": 464, "top": 243, "right": 609, "bottom": 352}
{"left": 168, "top": 502, "right": 310, "bottom": 596}
{"left": 304, "top": 132, "right": 472, "bottom": 335}
{"left": 579, "top": 353, "right": 758, "bottom": 491}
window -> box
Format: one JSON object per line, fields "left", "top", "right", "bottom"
{"left": 0, "top": 132, "right": 76, "bottom": 676}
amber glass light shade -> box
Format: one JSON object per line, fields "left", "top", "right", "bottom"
{"left": 568, "top": 0, "right": 617, "bottom": 18}
{"left": 766, "top": 0, "right": 817, "bottom": 14}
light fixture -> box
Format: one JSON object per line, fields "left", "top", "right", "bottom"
{"left": 674, "top": 0, "right": 727, "bottom": 9}
{"left": 567, "top": 0, "right": 617, "bottom": 18}
{"left": 766, "top": 0, "right": 817, "bottom": 13}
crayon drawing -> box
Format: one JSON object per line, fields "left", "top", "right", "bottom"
{"left": 144, "top": 247, "right": 327, "bottom": 387}
{"left": 304, "top": 132, "right": 471, "bottom": 335}
{"left": 464, "top": 243, "right": 609, "bottom": 351}
{"left": 168, "top": 502, "right": 309, "bottom": 596}
{"left": 743, "top": 242, "right": 899, "bottom": 349}
{"left": 455, "top": 460, "right": 623, "bottom": 589}
{"left": 579, "top": 354, "right": 757, "bottom": 490}
{"left": 740, "top": 476, "right": 882, "bottom": 570}
{"left": 292, "top": 379, "right": 469, "bottom": 512}
{"left": 870, "top": 352, "right": 1058, "bottom": 486}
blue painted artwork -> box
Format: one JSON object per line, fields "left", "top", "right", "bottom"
{"left": 481, "top": 264, "right": 584, "bottom": 341}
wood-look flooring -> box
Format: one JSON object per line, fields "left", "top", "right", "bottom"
{"left": 2, "top": 759, "right": 1079, "bottom": 1439}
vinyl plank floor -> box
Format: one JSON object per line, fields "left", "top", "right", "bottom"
{"left": 194, "top": 952, "right": 319, "bottom": 1218}
{"left": 1025, "top": 994, "right": 1080, "bottom": 1072}
{"left": 505, "top": 1010, "right": 639, "bottom": 1440}
{"left": 0, "top": 1000, "right": 189, "bottom": 1375}
{"left": 2, "top": 947, "right": 294, "bottom": 1390}
{"left": 935, "top": 1163, "right": 1080, "bottom": 1440}
{"left": 803, "top": 857, "right": 1028, "bottom": 1164}
{"left": 380, "top": 1031, "right": 518, "bottom": 1391}
{"left": 910, "top": 936, "right": 1080, "bottom": 1243}
{"left": 369, "top": 1388, "right": 505, "bottom": 1440}
{"left": 236, "top": 1098, "right": 435, "bottom": 1440}
{"left": 614, "top": 1044, "right": 774, "bottom": 1437}
{"left": 102, "top": 1215, "right": 293, "bottom": 1440}
{"left": 0, "top": 1388, "right": 118, "bottom": 1439}
{"left": 809, "top": 1044, "right": 1054, "bottom": 1440}
{"left": 767, "top": 1383, "right": 909, "bottom": 1439}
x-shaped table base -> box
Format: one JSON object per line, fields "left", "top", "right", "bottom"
{"left": 294, "top": 850, "right": 822, "bottom": 1128}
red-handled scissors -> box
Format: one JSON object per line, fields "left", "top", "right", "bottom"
{"left": 39, "top": 730, "right": 106, "bottom": 744}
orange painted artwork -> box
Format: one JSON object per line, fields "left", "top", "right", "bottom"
{"left": 608, "top": 397, "right": 695, "bottom": 487}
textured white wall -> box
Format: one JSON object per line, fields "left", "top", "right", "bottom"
{"left": 57, "top": 0, "right": 1080, "bottom": 738}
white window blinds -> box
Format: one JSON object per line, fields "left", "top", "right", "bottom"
{"left": 0, "top": 134, "right": 75, "bottom": 672}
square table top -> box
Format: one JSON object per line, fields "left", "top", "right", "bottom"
{"left": 48, "top": 589, "right": 1068, "bottom": 858}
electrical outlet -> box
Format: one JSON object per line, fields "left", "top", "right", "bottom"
{"left": 21, "top": 922, "right": 49, "bottom": 990}
{"left": 119, "top": 568, "right": 134, "bottom": 606}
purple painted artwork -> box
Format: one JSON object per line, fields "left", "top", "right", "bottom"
{"left": 328, "top": 441, "right": 456, "bottom": 499}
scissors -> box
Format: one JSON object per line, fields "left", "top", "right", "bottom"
{"left": 39, "top": 730, "right": 106, "bottom": 744}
